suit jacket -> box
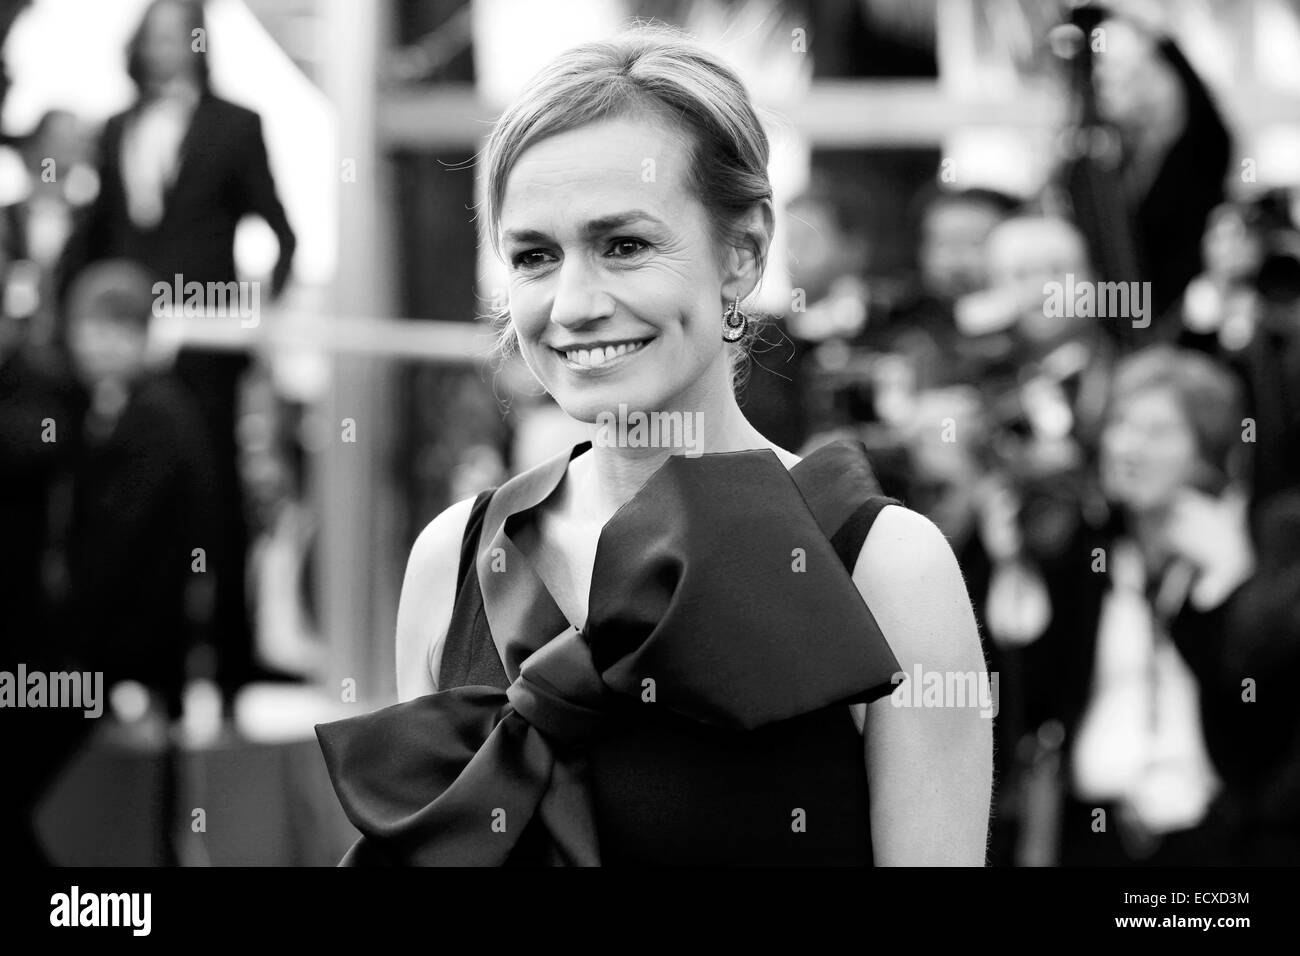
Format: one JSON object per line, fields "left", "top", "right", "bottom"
{"left": 59, "top": 93, "right": 295, "bottom": 298}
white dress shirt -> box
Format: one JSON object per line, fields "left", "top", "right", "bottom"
{"left": 1071, "top": 540, "right": 1220, "bottom": 834}
{"left": 120, "top": 80, "right": 200, "bottom": 230}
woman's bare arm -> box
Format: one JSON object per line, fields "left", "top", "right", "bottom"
{"left": 853, "top": 505, "right": 993, "bottom": 865}
{"left": 394, "top": 496, "right": 477, "bottom": 702}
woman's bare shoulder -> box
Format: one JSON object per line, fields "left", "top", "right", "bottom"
{"left": 851, "top": 504, "right": 981, "bottom": 664}
{"left": 854, "top": 504, "right": 954, "bottom": 577}
{"left": 409, "top": 494, "right": 480, "bottom": 572}
{"left": 395, "top": 495, "right": 480, "bottom": 701}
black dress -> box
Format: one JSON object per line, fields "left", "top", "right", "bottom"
{"left": 317, "top": 439, "right": 902, "bottom": 866}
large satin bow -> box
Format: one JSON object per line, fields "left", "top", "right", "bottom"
{"left": 316, "top": 442, "right": 901, "bottom": 865}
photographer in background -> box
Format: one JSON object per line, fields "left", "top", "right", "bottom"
{"left": 1174, "top": 190, "right": 1300, "bottom": 509}
{"left": 933, "top": 213, "right": 1113, "bottom": 863}
{"left": 888, "top": 185, "right": 1022, "bottom": 390}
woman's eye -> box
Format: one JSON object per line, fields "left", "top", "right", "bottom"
{"left": 607, "top": 238, "right": 648, "bottom": 258}
{"left": 511, "top": 250, "right": 553, "bottom": 270}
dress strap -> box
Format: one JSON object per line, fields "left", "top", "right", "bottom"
{"left": 829, "top": 495, "right": 902, "bottom": 573}
{"left": 786, "top": 438, "right": 900, "bottom": 572}
{"left": 454, "top": 488, "right": 497, "bottom": 593}
{"left": 438, "top": 487, "right": 505, "bottom": 692}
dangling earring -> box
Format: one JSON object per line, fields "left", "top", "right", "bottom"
{"left": 721, "top": 295, "right": 748, "bottom": 343}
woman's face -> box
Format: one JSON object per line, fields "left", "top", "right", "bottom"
{"left": 1100, "top": 386, "right": 1200, "bottom": 513}
{"left": 499, "top": 115, "right": 733, "bottom": 423}
{"left": 139, "top": 2, "right": 196, "bottom": 88}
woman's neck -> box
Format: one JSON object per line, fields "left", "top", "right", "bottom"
{"left": 570, "top": 367, "right": 772, "bottom": 524}
{"left": 1128, "top": 505, "right": 1174, "bottom": 569}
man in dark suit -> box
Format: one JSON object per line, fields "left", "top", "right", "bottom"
{"left": 59, "top": 0, "right": 296, "bottom": 713}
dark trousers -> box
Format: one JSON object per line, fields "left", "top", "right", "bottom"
{"left": 172, "top": 349, "right": 254, "bottom": 704}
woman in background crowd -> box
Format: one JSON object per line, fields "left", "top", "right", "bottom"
{"left": 1026, "top": 347, "right": 1259, "bottom": 864}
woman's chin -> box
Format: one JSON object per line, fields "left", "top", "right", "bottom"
{"left": 547, "top": 368, "right": 671, "bottom": 422}
{"left": 1113, "top": 487, "right": 1168, "bottom": 516}
{"left": 551, "top": 388, "right": 661, "bottom": 425}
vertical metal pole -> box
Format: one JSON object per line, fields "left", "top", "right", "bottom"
{"left": 317, "top": 0, "right": 401, "bottom": 705}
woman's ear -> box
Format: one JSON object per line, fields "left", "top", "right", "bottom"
{"left": 724, "top": 200, "right": 775, "bottom": 302}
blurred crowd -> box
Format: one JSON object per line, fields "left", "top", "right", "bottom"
{"left": 1, "top": 0, "right": 305, "bottom": 865}
{"left": 738, "top": 12, "right": 1300, "bottom": 866}
{"left": 1, "top": 0, "right": 1298, "bottom": 868}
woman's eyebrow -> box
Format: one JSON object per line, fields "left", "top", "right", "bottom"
{"left": 503, "top": 211, "right": 663, "bottom": 246}
{"left": 502, "top": 227, "right": 551, "bottom": 245}
{"left": 580, "top": 211, "right": 663, "bottom": 236}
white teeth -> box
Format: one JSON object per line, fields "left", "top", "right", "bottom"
{"left": 562, "top": 339, "right": 647, "bottom": 367}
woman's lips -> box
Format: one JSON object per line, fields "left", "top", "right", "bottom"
{"left": 553, "top": 337, "right": 653, "bottom": 370}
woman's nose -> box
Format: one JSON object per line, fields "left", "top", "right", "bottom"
{"left": 1107, "top": 423, "right": 1145, "bottom": 460}
{"left": 548, "top": 258, "right": 614, "bottom": 328}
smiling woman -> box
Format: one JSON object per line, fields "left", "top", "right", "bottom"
{"left": 315, "top": 22, "right": 993, "bottom": 867}
{"left": 499, "top": 116, "right": 748, "bottom": 421}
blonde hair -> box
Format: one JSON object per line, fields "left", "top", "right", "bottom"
{"left": 480, "top": 23, "right": 772, "bottom": 385}
{"left": 1106, "top": 345, "right": 1245, "bottom": 483}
